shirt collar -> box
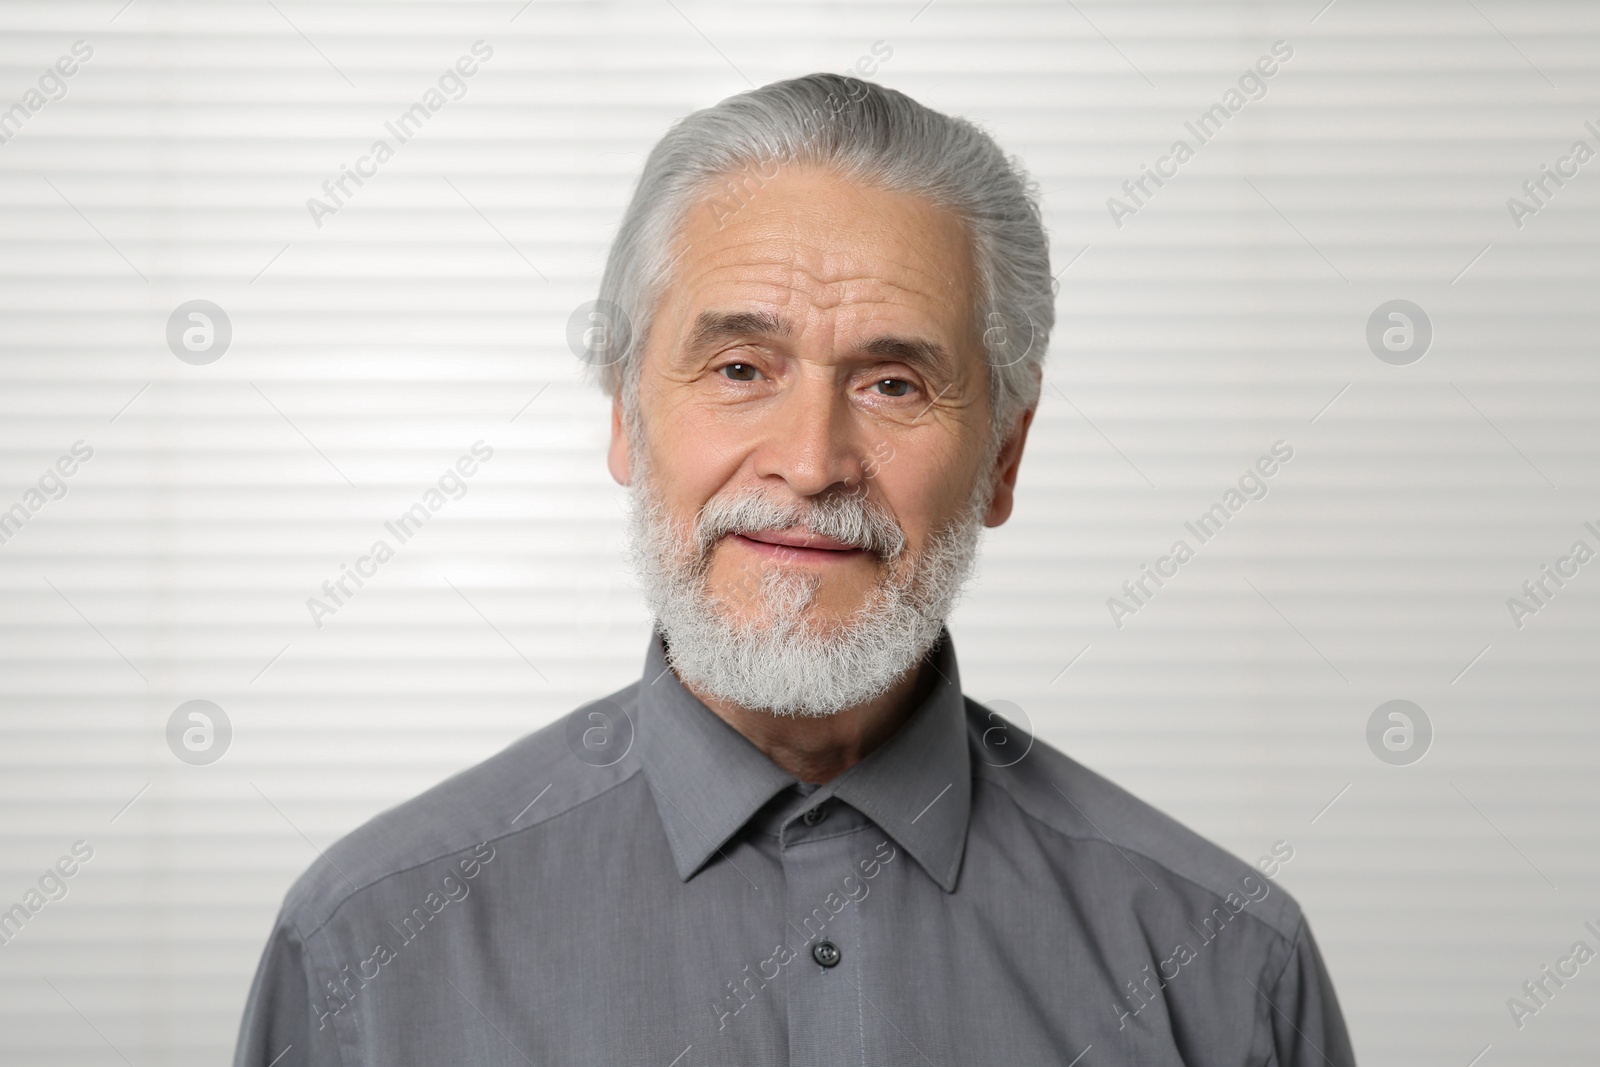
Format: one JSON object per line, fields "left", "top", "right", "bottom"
{"left": 634, "top": 629, "right": 972, "bottom": 893}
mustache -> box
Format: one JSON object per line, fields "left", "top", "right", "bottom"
{"left": 695, "top": 488, "right": 907, "bottom": 560}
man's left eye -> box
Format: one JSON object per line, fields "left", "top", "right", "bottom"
{"left": 873, "top": 379, "right": 912, "bottom": 397}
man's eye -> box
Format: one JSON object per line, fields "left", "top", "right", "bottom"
{"left": 721, "top": 363, "right": 759, "bottom": 382}
{"left": 873, "top": 378, "right": 912, "bottom": 397}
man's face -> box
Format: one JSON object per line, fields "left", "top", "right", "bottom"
{"left": 610, "top": 165, "right": 1026, "bottom": 643}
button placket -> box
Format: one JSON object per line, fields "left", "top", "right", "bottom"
{"left": 781, "top": 827, "right": 868, "bottom": 1065}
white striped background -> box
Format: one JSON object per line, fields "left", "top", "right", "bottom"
{"left": 1, "top": 1, "right": 1597, "bottom": 1064}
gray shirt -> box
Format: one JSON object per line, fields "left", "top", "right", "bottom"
{"left": 234, "top": 631, "right": 1354, "bottom": 1066}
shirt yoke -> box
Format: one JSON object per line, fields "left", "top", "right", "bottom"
{"left": 965, "top": 696, "right": 1306, "bottom": 945}
{"left": 272, "top": 684, "right": 1306, "bottom": 955}
{"left": 278, "top": 681, "right": 648, "bottom": 938}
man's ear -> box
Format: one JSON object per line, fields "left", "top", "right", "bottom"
{"left": 607, "top": 394, "right": 632, "bottom": 486}
{"left": 983, "top": 406, "right": 1034, "bottom": 528}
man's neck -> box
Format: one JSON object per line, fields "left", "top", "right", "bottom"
{"left": 682, "top": 659, "right": 935, "bottom": 784}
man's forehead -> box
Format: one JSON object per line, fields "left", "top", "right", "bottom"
{"left": 672, "top": 236, "right": 961, "bottom": 311}
{"left": 651, "top": 179, "right": 975, "bottom": 364}
{"left": 673, "top": 170, "right": 971, "bottom": 306}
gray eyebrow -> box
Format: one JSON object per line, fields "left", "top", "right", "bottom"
{"left": 685, "top": 310, "right": 793, "bottom": 355}
{"left": 685, "top": 309, "right": 954, "bottom": 379}
{"left": 856, "top": 335, "right": 954, "bottom": 379}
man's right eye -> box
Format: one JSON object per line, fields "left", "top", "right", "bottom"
{"left": 720, "top": 363, "right": 759, "bottom": 381}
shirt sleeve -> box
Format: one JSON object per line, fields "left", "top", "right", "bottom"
{"left": 1262, "top": 916, "right": 1356, "bottom": 1067}
{"left": 233, "top": 913, "right": 344, "bottom": 1067}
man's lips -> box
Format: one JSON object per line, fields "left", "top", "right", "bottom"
{"left": 741, "top": 528, "right": 856, "bottom": 550}
{"left": 729, "top": 529, "right": 870, "bottom": 560}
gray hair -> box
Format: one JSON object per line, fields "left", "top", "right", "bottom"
{"left": 588, "top": 72, "right": 1054, "bottom": 442}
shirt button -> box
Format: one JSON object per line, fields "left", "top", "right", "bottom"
{"left": 801, "top": 805, "right": 828, "bottom": 826}
{"left": 812, "top": 940, "right": 841, "bottom": 968}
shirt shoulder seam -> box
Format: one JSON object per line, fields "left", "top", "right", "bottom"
{"left": 1267, "top": 910, "right": 1309, "bottom": 987}
{"left": 1249, "top": 911, "right": 1310, "bottom": 1067}
{"left": 974, "top": 773, "right": 1302, "bottom": 945}
{"left": 295, "top": 906, "right": 354, "bottom": 1067}
{"left": 293, "top": 764, "right": 646, "bottom": 941}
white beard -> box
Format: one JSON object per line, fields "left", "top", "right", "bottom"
{"left": 626, "top": 449, "right": 993, "bottom": 718}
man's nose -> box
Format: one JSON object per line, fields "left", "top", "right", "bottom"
{"left": 750, "top": 375, "right": 866, "bottom": 498}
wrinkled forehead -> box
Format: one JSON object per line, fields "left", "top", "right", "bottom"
{"left": 651, "top": 166, "right": 982, "bottom": 364}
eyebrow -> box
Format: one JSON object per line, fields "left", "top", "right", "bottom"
{"left": 685, "top": 309, "right": 792, "bottom": 355}
{"left": 684, "top": 309, "right": 955, "bottom": 378}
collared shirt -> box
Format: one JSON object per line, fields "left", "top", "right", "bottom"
{"left": 234, "top": 631, "right": 1354, "bottom": 1066}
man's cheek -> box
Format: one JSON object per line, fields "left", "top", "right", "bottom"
{"left": 651, "top": 415, "right": 748, "bottom": 513}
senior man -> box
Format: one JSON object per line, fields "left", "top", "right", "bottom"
{"left": 236, "top": 73, "right": 1353, "bottom": 1066}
